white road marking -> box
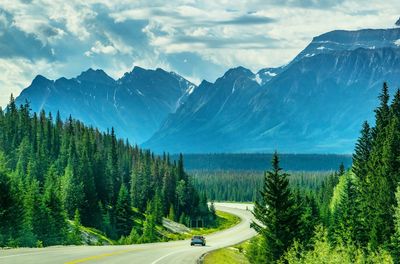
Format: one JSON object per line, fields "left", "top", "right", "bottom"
{"left": 150, "top": 248, "right": 190, "bottom": 264}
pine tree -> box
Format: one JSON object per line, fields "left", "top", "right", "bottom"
{"left": 0, "top": 154, "right": 16, "bottom": 246}
{"left": 115, "top": 184, "right": 132, "bottom": 237}
{"left": 168, "top": 205, "right": 175, "bottom": 221}
{"left": 365, "top": 83, "right": 395, "bottom": 249}
{"left": 330, "top": 174, "right": 360, "bottom": 246}
{"left": 42, "top": 165, "right": 68, "bottom": 245}
{"left": 296, "top": 193, "right": 319, "bottom": 247}
{"left": 391, "top": 185, "right": 400, "bottom": 262}
{"left": 251, "top": 152, "right": 300, "bottom": 262}
{"left": 162, "top": 167, "right": 176, "bottom": 216}
{"left": 105, "top": 127, "right": 118, "bottom": 204}
{"left": 21, "top": 179, "right": 40, "bottom": 246}
{"left": 152, "top": 190, "right": 164, "bottom": 224}
{"left": 209, "top": 201, "right": 217, "bottom": 223}
{"left": 70, "top": 209, "right": 82, "bottom": 245}
{"left": 141, "top": 201, "right": 157, "bottom": 243}
{"left": 176, "top": 179, "right": 188, "bottom": 219}
{"left": 78, "top": 132, "right": 100, "bottom": 227}
{"left": 353, "top": 121, "right": 372, "bottom": 181}
{"left": 61, "top": 162, "right": 84, "bottom": 218}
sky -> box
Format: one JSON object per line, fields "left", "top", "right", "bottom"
{"left": 0, "top": 0, "right": 398, "bottom": 106}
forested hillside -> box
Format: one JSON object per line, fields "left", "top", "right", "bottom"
{"left": 248, "top": 83, "right": 400, "bottom": 263}
{"left": 0, "top": 96, "right": 212, "bottom": 247}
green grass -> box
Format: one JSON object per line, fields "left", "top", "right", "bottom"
{"left": 80, "top": 226, "right": 115, "bottom": 245}
{"left": 189, "top": 210, "right": 241, "bottom": 236}
{"left": 203, "top": 242, "right": 250, "bottom": 264}
{"left": 162, "top": 210, "right": 241, "bottom": 241}
{"left": 70, "top": 209, "right": 241, "bottom": 245}
{"left": 68, "top": 220, "right": 116, "bottom": 245}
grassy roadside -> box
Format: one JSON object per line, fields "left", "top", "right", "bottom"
{"left": 163, "top": 210, "right": 241, "bottom": 241}
{"left": 69, "top": 208, "right": 241, "bottom": 245}
{"left": 203, "top": 240, "right": 250, "bottom": 264}
{"left": 190, "top": 210, "right": 241, "bottom": 236}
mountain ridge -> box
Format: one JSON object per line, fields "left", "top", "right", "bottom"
{"left": 16, "top": 26, "right": 400, "bottom": 153}
{"left": 16, "top": 67, "right": 196, "bottom": 144}
{"left": 143, "top": 27, "right": 400, "bottom": 153}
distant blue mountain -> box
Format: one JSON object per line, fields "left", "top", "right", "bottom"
{"left": 17, "top": 27, "right": 400, "bottom": 153}
{"left": 16, "top": 67, "right": 195, "bottom": 144}
{"left": 143, "top": 27, "right": 400, "bottom": 153}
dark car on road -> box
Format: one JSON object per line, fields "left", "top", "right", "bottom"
{"left": 190, "top": 235, "right": 206, "bottom": 246}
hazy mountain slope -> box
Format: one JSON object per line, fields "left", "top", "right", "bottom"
{"left": 144, "top": 28, "right": 400, "bottom": 153}
{"left": 16, "top": 67, "right": 195, "bottom": 143}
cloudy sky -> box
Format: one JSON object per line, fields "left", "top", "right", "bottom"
{"left": 0, "top": 0, "right": 398, "bottom": 106}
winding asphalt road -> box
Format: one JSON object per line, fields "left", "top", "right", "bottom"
{"left": 0, "top": 203, "right": 256, "bottom": 264}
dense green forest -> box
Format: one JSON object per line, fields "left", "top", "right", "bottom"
{"left": 247, "top": 83, "right": 400, "bottom": 263}
{"left": 0, "top": 96, "right": 213, "bottom": 247}
{"left": 171, "top": 153, "right": 352, "bottom": 171}
{"left": 192, "top": 170, "right": 333, "bottom": 202}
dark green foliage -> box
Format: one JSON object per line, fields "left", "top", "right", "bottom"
{"left": 141, "top": 201, "right": 157, "bottom": 243}
{"left": 362, "top": 83, "right": 397, "bottom": 249}
{"left": 70, "top": 209, "right": 82, "bottom": 245}
{"left": 171, "top": 153, "right": 352, "bottom": 171}
{"left": 0, "top": 98, "right": 211, "bottom": 247}
{"left": 251, "top": 152, "right": 300, "bottom": 262}
{"left": 115, "top": 184, "right": 132, "bottom": 237}
{"left": 329, "top": 174, "right": 361, "bottom": 246}
{"left": 295, "top": 192, "right": 320, "bottom": 248}
{"left": 247, "top": 84, "right": 400, "bottom": 262}
{"left": 193, "top": 170, "right": 332, "bottom": 202}
{"left": 391, "top": 186, "right": 400, "bottom": 263}
{"left": 42, "top": 165, "right": 68, "bottom": 245}
{"left": 209, "top": 202, "right": 217, "bottom": 222}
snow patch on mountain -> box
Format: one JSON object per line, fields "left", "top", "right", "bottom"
{"left": 264, "top": 71, "right": 277, "bottom": 77}
{"left": 187, "top": 84, "right": 196, "bottom": 95}
{"left": 254, "top": 74, "right": 262, "bottom": 85}
{"left": 395, "top": 39, "right": 400, "bottom": 46}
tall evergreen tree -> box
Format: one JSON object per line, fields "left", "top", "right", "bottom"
{"left": 141, "top": 201, "right": 157, "bottom": 243}
{"left": 115, "top": 184, "right": 132, "bottom": 237}
{"left": 42, "top": 165, "right": 68, "bottom": 245}
{"left": 61, "top": 162, "right": 84, "bottom": 218}
{"left": 365, "top": 83, "right": 395, "bottom": 249}
{"left": 251, "top": 152, "right": 300, "bottom": 262}
{"left": 330, "top": 174, "right": 360, "bottom": 246}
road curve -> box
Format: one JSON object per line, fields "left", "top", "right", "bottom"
{"left": 0, "top": 203, "right": 256, "bottom": 264}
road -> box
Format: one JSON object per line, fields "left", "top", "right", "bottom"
{"left": 0, "top": 203, "right": 256, "bottom": 264}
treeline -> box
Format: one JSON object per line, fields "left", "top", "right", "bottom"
{"left": 0, "top": 96, "right": 213, "bottom": 247}
{"left": 248, "top": 83, "right": 400, "bottom": 263}
{"left": 192, "top": 170, "right": 332, "bottom": 202}
{"left": 171, "top": 153, "right": 351, "bottom": 171}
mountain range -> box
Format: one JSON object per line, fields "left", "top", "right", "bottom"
{"left": 16, "top": 67, "right": 195, "bottom": 143}
{"left": 16, "top": 27, "right": 400, "bottom": 153}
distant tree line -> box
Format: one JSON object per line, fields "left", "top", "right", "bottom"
{"left": 171, "top": 153, "right": 352, "bottom": 171}
{"left": 248, "top": 83, "right": 400, "bottom": 263}
{"left": 192, "top": 170, "right": 333, "bottom": 202}
{"left": 0, "top": 96, "right": 213, "bottom": 247}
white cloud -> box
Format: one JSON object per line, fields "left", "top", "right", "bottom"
{"left": 86, "top": 41, "right": 117, "bottom": 56}
{"left": 0, "top": 0, "right": 399, "bottom": 107}
{"left": 0, "top": 58, "right": 64, "bottom": 106}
